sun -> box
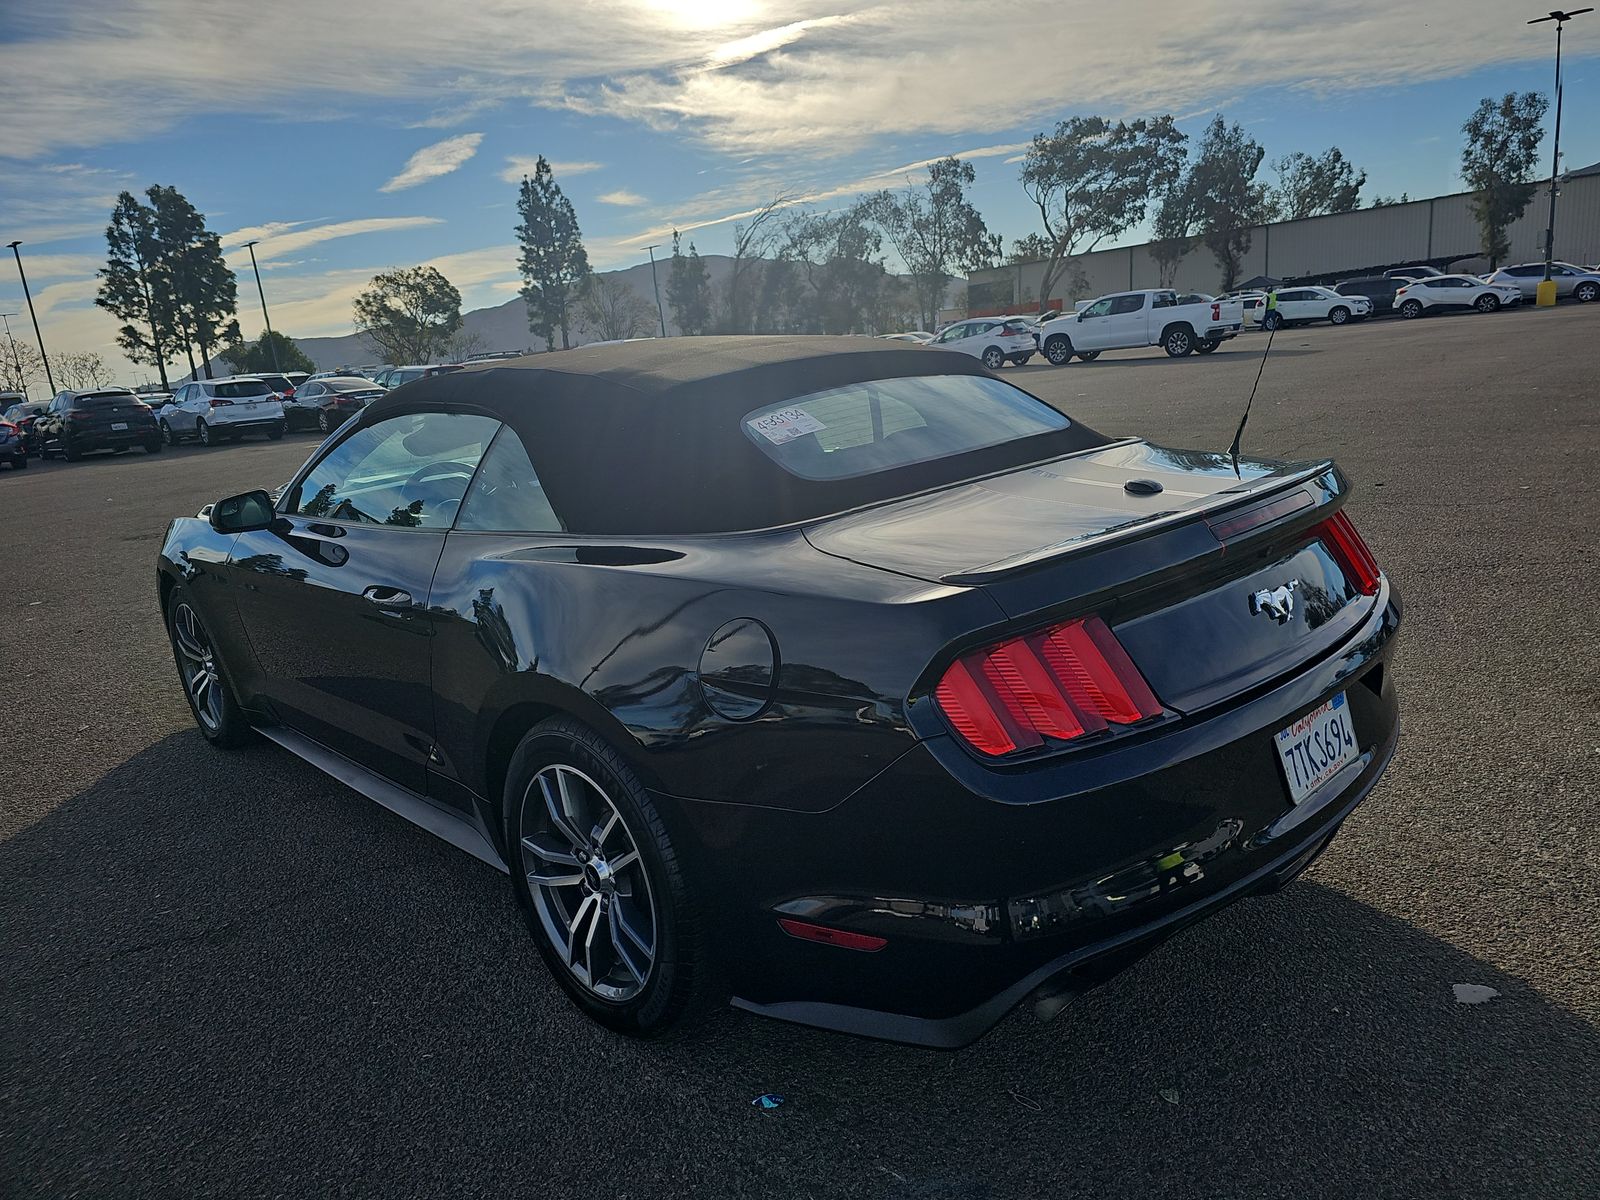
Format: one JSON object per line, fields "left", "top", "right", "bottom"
{"left": 645, "top": 0, "right": 763, "bottom": 31}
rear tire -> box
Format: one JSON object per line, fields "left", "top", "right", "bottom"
{"left": 1399, "top": 299, "right": 1423, "bottom": 319}
{"left": 1043, "top": 335, "right": 1073, "bottom": 366}
{"left": 266, "top": 422, "right": 285, "bottom": 441}
{"left": 1075, "top": 350, "right": 1101, "bottom": 362}
{"left": 1328, "top": 306, "right": 1350, "bottom": 325}
{"left": 197, "top": 419, "right": 213, "bottom": 447}
{"left": 1576, "top": 281, "right": 1599, "bottom": 303}
{"left": 1009, "top": 354, "right": 1033, "bottom": 366}
{"left": 1162, "top": 326, "right": 1194, "bottom": 357}
{"left": 1475, "top": 294, "right": 1500, "bottom": 313}
{"left": 1195, "top": 339, "right": 1220, "bottom": 354}
{"left": 504, "top": 717, "right": 712, "bottom": 1039}
{"left": 161, "top": 420, "right": 176, "bottom": 445}
{"left": 63, "top": 438, "right": 81, "bottom": 462}
{"left": 1262, "top": 311, "right": 1283, "bottom": 331}
{"left": 12, "top": 454, "right": 26, "bottom": 470}
{"left": 145, "top": 439, "right": 162, "bottom": 454}
{"left": 980, "top": 346, "right": 1006, "bottom": 371}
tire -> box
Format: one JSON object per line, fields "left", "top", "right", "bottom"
{"left": 1475, "top": 294, "right": 1500, "bottom": 313}
{"left": 63, "top": 438, "right": 81, "bottom": 462}
{"left": 1195, "top": 339, "right": 1220, "bottom": 355}
{"left": 197, "top": 419, "right": 214, "bottom": 446}
{"left": 266, "top": 422, "right": 285, "bottom": 441}
{"left": 1075, "top": 350, "right": 1101, "bottom": 362}
{"left": 161, "top": 420, "right": 176, "bottom": 446}
{"left": 1328, "top": 306, "right": 1350, "bottom": 325}
{"left": 166, "top": 587, "right": 253, "bottom": 748}
{"left": 1009, "top": 354, "right": 1033, "bottom": 366}
{"left": 504, "top": 716, "right": 710, "bottom": 1038}
{"left": 145, "top": 439, "right": 162, "bottom": 454}
{"left": 980, "top": 346, "right": 1006, "bottom": 371}
{"left": 12, "top": 454, "right": 26, "bottom": 470}
{"left": 1399, "top": 299, "right": 1423, "bottom": 319}
{"left": 1576, "top": 281, "right": 1599, "bottom": 303}
{"left": 1043, "top": 335, "right": 1073, "bottom": 366}
{"left": 1162, "top": 326, "right": 1194, "bottom": 357}
{"left": 317, "top": 410, "right": 331, "bottom": 434}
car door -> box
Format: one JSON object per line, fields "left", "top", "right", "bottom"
{"left": 931, "top": 321, "right": 974, "bottom": 356}
{"left": 297, "top": 381, "right": 323, "bottom": 425}
{"left": 1100, "top": 293, "right": 1148, "bottom": 346}
{"left": 228, "top": 408, "right": 501, "bottom": 791}
{"left": 1273, "top": 289, "right": 1312, "bottom": 321}
{"left": 1072, "top": 297, "right": 1116, "bottom": 349}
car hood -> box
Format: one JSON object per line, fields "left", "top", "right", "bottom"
{"left": 803, "top": 440, "right": 1324, "bottom": 586}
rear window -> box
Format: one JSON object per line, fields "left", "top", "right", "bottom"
{"left": 742, "top": 375, "right": 1070, "bottom": 482}
{"left": 256, "top": 375, "right": 291, "bottom": 391}
{"left": 213, "top": 380, "right": 271, "bottom": 399}
{"left": 328, "top": 379, "right": 381, "bottom": 393}
{"left": 73, "top": 392, "right": 138, "bottom": 407}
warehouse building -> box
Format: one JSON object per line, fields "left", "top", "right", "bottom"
{"left": 965, "top": 163, "right": 1600, "bottom": 315}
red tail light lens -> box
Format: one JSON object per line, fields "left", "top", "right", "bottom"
{"left": 209, "top": 398, "right": 233, "bottom": 407}
{"left": 934, "top": 616, "right": 1163, "bottom": 758}
{"left": 776, "top": 918, "right": 887, "bottom": 952}
{"left": 1315, "top": 511, "right": 1381, "bottom": 596}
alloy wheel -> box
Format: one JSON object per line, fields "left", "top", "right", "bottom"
{"left": 519, "top": 764, "right": 658, "bottom": 1002}
{"left": 172, "top": 602, "right": 224, "bottom": 733}
{"left": 1576, "top": 282, "right": 1598, "bottom": 303}
{"left": 1329, "top": 307, "right": 1349, "bottom": 325}
{"left": 981, "top": 347, "right": 1005, "bottom": 370}
{"left": 198, "top": 420, "right": 212, "bottom": 446}
{"left": 318, "top": 411, "right": 330, "bottom": 433}
{"left": 1476, "top": 295, "right": 1498, "bottom": 313}
{"left": 161, "top": 420, "right": 175, "bottom": 445}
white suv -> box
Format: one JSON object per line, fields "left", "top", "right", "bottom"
{"left": 1392, "top": 275, "right": 1522, "bottom": 318}
{"left": 926, "top": 318, "right": 1037, "bottom": 369}
{"left": 1482, "top": 262, "right": 1600, "bottom": 303}
{"left": 1259, "top": 286, "right": 1373, "bottom": 328}
{"left": 159, "top": 377, "right": 286, "bottom": 446}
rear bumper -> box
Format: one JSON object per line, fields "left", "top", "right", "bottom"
{"left": 661, "top": 582, "right": 1401, "bottom": 1047}
{"left": 66, "top": 426, "right": 158, "bottom": 450}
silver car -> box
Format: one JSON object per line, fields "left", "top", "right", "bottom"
{"left": 1482, "top": 262, "right": 1600, "bottom": 303}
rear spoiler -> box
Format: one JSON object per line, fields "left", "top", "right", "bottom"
{"left": 941, "top": 459, "right": 1339, "bottom": 586}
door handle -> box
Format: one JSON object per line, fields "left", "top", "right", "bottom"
{"left": 362, "top": 585, "right": 413, "bottom": 608}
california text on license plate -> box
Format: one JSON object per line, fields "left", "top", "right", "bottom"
{"left": 1275, "top": 692, "right": 1358, "bottom": 805}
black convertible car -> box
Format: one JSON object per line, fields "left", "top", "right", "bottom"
{"left": 157, "top": 337, "right": 1400, "bottom": 1047}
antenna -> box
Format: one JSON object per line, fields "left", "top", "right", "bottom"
{"left": 1228, "top": 304, "right": 1279, "bottom": 478}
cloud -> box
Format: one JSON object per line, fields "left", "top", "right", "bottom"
{"left": 220, "top": 216, "right": 445, "bottom": 262}
{"left": 596, "top": 189, "right": 647, "bottom": 207}
{"left": 499, "top": 157, "right": 605, "bottom": 184}
{"left": 380, "top": 132, "right": 484, "bottom": 192}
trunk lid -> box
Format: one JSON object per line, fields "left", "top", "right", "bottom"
{"left": 806, "top": 440, "right": 1378, "bottom": 715}
{"left": 72, "top": 393, "right": 156, "bottom": 433}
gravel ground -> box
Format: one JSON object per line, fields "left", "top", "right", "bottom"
{"left": 2, "top": 303, "right": 1597, "bottom": 1199}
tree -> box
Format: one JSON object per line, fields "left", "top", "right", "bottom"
{"left": 442, "top": 327, "right": 488, "bottom": 363}
{"left": 146, "top": 185, "right": 240, "bottom": 378}
{"left": 1149, "top": 185, "right": 1200, "bottom": 287}
{"left": 53, "top": 351, "right": 115, "bottom": 390}
{"left": 224, "top": 330, "right": 314, "bottom": 375}
{"left": 1461, "top": 92, "right": 1549, "bottom": 269}
{"left": 717, "top": 195, "right": 789, "bottom": 334}
{"left": 578, "top": 274, "right": 654, "bottom": 342}
{"left": 1007, "top": 233, "right": 1052, "bottom": 264}
{"left": 0, "top": 337, "right": 44, "bottom": 395}
{"left": 1020, "top": 115, "right": 1187, "bottom": 306}
{"left": 777, "top": 205, "right": 891, "bottom": 334}
{"left": 1187, "top": 114, "right": 1271, "bottom": 292}
{"left": 96, "top": 191, "right": 176, "bottom": 390}
{"left": 352, "top": 267, "right": 463, "bottom": 365}
{"left": 1368, "top": 192, "right": 1411, "bottom": 207}
{"left": 865, "top": 157, "right": 998, "bottom": 330}
{"left": 666, "top": 231, "right": 713, "bottom": 335}
{"left": 1270, "top": 148, "right": 1367, "bottom": 220}
{"left": 515, "top": 156, "right": 591, "bottom": 350}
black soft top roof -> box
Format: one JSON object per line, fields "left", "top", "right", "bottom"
{"left": 357, "top": 336, "right": 1108, "bottom": 534}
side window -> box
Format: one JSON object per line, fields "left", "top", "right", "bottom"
{"left": 1151, "top": 292, "right": 1175, "bottom": 308}
{"left": 287, "top": 411, "right": 499, "bottom": 530}
{"left": 1108, "top": 294, "right": 1145, "bottom": 315}
{"left": 456, "top": 427, "right": 564, "bottom": 532}
{"left": 1080, "top": 298, "right": 1113, "bottom": 319}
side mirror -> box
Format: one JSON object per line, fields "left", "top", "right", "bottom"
{"left": 1076, "top": 312, "right": 1085, "bottom": 322}
{"left": 209, "top": 489, "right": 277, "bottom": 533}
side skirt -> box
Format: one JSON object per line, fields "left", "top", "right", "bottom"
{"left": 256, "top": 725, "right": 508, "bottom": 873}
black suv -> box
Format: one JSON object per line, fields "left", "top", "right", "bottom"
{"left": 36, "top": 388, "right": 162, "bottom": 461}
{"left": 1335, "top": 277, "right": 1406, "bottom": 316}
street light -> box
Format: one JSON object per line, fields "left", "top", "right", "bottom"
{"left": 240, "top": 240, "right": 282, "bottom": 373}
{"left": 644, "top": 244, "right": 667, "bottom": 338}
{"left": 6, "top": 241, "right": 56, "bottom": 394}
{"left": 1529, "top": 8, "right": 1592, "bottom": 291}
{"left": 0, "top": 313, "right": 26, "bottom": 397}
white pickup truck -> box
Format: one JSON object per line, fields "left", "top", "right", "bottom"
{"left": 1039, "top": 289, "right": 1245, "bottom": 364}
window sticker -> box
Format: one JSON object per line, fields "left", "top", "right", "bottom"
{"left": 748, "top": 407, "right": 827, "bottom": 445}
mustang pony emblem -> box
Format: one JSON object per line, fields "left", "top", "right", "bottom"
{"left": 1249, "top": 580, "right": 1300, "bottom": 624}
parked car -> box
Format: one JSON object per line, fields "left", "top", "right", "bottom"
{"left": 157, "top": 336, "right": 1400, "bottom": 1046}
{"left": 286, "top": 376, "right": 386, "bottom": 433}
{"left": 926, "top": 318, "right": 1037, "bottom": 368}
{"left": 1335, "top": 277, "right": 1407, "bottom": 316}
{"left": 0, "top": 417, "right": 27, "bottom": 470}
{"left": 1383, "top": 265, "right": 1445, "bottom": 281}
{"left": 36, "top": 387, "right": 162, "bottom": 460}
{"left": 1258, "top": 286, "right": 1373, "bottom": 329}
{"left": 1482, "top": 261, "right": 1600, "bottom": 303}
{"left": 2, "top": 400, "right": 49, "bottom": 454}
{"left": 385, "top": 364, "right": 466, "bottom": 389}
{"left": 1392, "top": 275, "right": 1522, "bottom": 318}
{"left": 254, "top": 373, "right": 300, "bottom": 405}
{"left": 371, "top": 367, "right": 398, "bottom": 389}
{"left": 1040, "top": 289, "right": 1245, "bottom": 362}
{"left": 135, "top": 391, "right": 173, "bottom": 411}
{"left": 158, "top": 377, "right": 285, "bottom": 446}
{"left": 285, "top": 371, "right": 310, "bottom": 389}
{"left": 876, "top": 332, "right": 934, "bottom": 344}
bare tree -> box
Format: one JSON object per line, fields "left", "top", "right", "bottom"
{"left": 717, "top": 194, "right": 792, "bottom": 334}
{"left": 442, "top": 327, "right": 488, "bottom": 362}
{"left": 0, "top": 338, "right": 45, "bottom": 395}
{"left": 54, "top": 351, "right": 116, "bottom": 390}
{"left": 578, "top": 274, "right": 654, "bottom": 342}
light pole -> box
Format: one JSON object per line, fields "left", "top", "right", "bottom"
{"left": 1529, "top": 8, "right": 1592, "bottom": 288}
{"left": 6, "top": 241, "right": 55, "bottom": 394}
{"left": 240, "top": 240, "right": 282, "bottom": 373}
{"left": 644, "top": 244, "right": 667, "bottom": 338}
{"left": 0, "top": 313, "right": 25, "bottom": 397}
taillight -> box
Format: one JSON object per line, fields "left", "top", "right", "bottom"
{"left": 1394, "top": 287, "right": 1408, "bottom": 296}
{"left": 934, "top": 616, "right": 1163, "bottom": 757}
{"left": 1314, "top": 511, "right": 1381, "bottom": 596}
{"left": 209, "top": 398, "right": 233, "bottom": 407}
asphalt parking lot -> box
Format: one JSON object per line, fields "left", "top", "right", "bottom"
{"left": 3, "top": 305, "right": 1598, "bottom": 1199}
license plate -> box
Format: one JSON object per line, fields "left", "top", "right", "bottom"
{"left": 1274, "top": 692, "right": 1358, "bottom": 805}
{"left": 111, "top": 422, "right": 128, "bottom": 430}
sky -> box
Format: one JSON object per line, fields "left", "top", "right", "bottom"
{"left": 2, "top": 0, "right": 1597, "bottom": 385}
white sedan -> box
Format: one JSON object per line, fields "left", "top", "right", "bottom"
{"left": 1259, "top": 286, "right": 1373, "bottom": 329}
{"left": 925, "top": 317, "right": 1037, "bottom": 369}
{"left": 1482, "top": 262, "right": 1600, "bottom": 303}
{"left": 1392, "top": 275, "right": 1522, "bottom": 318}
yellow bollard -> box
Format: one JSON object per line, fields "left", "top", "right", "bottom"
{"left": 1536, "top": 279, "right": 1558, "bottom": 307}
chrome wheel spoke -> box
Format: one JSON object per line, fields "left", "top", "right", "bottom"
{"left": 613, "top": 897, "right": 655, "bottom": 959}
{"left": 540, "top": 773, "right": 584, "bottom": 848}
{"left": 609, "top": 902, "right": 648, "bottom": 985}
{"left": 607, "top": 848, "right": 639, "bottom": 874}
{"left": 521, "top": 833, "right": 578, "bottom": 865}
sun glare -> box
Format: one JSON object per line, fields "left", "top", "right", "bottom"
{"left": 646, "top": 0, "right": 762, "bottom": 31}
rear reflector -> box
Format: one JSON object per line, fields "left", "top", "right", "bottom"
{"left": 1206, "top": 489, "right": 1314, "bottom": 543}
{"left": 1314, "top": 511, "right": 1382, "bottom": 596}
{"left": 776, "top": 918, "right": 887, "bottom": 952}
{"left": 935, "top": 615, "right": 1162, "bottom": 758}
